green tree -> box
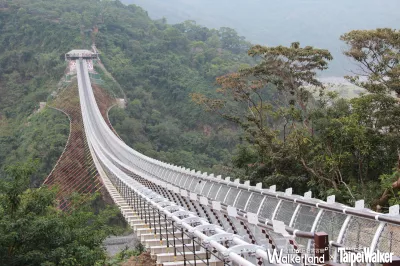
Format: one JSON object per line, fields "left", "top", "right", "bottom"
{"left": 341, "top": 28, "right": 400, "bottom": 205}
{"left": 192, "top": 42, "right": 332, "bottom": 160}
{"left": 341, "top": 28, "right": 400, "bottom": 96}
{"left": 192, "top": 43, "right": 333, "bottom": 194}
{"left": 0, "top": 161, "right": 123, "bottom": 266}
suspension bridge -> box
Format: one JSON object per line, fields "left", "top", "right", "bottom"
{"left": 45, "top": 52, "right": 400, "bottom": 266}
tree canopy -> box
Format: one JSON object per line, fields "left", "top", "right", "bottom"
{"left": 0, "top": 160, "right": 124, "bottom": 266}
{"left": 193, "top": 35, "right": 400, "bottom": 208}
{"left": 341, "top": 28, "right": 400, "bottom": 206}
{"left": 0, "top": 0, "right": 252, "bottom": 180}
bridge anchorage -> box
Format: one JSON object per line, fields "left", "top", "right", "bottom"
{"left": 52, "top": 56, "right": 400, "bottom": 265}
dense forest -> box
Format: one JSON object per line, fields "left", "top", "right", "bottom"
{"left": 0, "top": 0, "right": 399, "bottom": 212}
{"left": 125, "top": 0, "right": 400, "bottom": 76}
{"left": 0, "top": 0, "right": 251, "bottom": 185}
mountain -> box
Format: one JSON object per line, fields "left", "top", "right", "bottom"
{"left": 123, "top": 0, "right": 400, "bottom": 77}
{"left": 0, "top": 0, "right": 249, "bottom": 180}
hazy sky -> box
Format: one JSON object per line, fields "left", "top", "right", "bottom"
{"left": 123, "top": 0, "right": 400, "bottom": 77}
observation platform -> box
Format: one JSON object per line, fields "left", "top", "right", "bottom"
{"left": 65, "top": 49, "right": 99, "bottom": 60}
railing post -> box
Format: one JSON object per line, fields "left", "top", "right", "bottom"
{"left": 314, "top": 232, "right": 329, "bottom": 264}
{"left": 143, "top": 199, "right": 147, "bottom": 224}
{"left": 172, "top": 220, "right": 177, "bottom": 260}
{"left": 166, "top": 215, "right": 171, "bottom": 248}
{"left": 181, "top": 228, "right": 186, "bottom": 266}
{"left": 158, "top": 210, "right": 162, "bottom": 241}
{"left": 205, "top": 246, "right": 209, "bottom": 265}
{"left": 153, "top": 207, "right": 157, "bottom": 235}
{"left": 135, "top": 192, "right": 139, "bottom": 214}
{"left": 192, "top": 235, "right": 197, "bottom": 266}
{"left": 307, "top": 209, "right": 324, "bottom": 251}
{"left": 139, "top": 196, "right": 143, "bottom": 220}
{"left": 147, "top": 202, "right": 151, "bottom": 228}
{"left": 128, "top": 189, "right": 132, "bottom": 207}
{"left": 335, "top": 215, "right": 351, "bottom": 262}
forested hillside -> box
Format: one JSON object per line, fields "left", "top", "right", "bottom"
{"left": 124, "top": 0, "right": 400, "bottom": 76}
{"left": 0, "top": 0, "right": 250, "bottom": 184}
{"left": 0, "top": 0, "right": 398, "bottom": 210}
